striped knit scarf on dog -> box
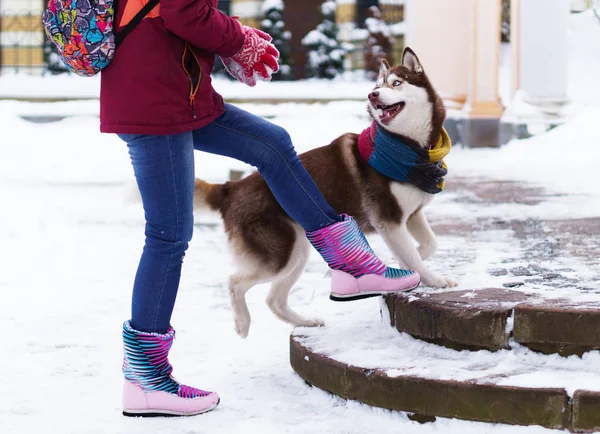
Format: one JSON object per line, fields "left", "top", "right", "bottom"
{"left": 357, "top": 121, "right": 452, "bottom": 194}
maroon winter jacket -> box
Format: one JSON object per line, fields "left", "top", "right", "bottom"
{"left": 100, "top": 0, "right": 244, "bottom": 135}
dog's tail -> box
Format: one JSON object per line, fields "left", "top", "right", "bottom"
{"left": 194, "top": 179, "right": 226, "bottom": 212}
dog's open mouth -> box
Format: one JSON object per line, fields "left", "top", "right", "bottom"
{"left": 375, "top": 101, "right": 406, "bottom": 124}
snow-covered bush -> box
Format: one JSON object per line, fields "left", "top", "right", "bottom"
{"left": 261, "top": 0, "right": 293, "bottom": 80}
{"left": 364, "top": 6, "right": 395, "bottom": 80}
{"left": 302, "top": 1, "right": 347, "bottom": 79}
{"left": 43, "top": 38, "right": 69, "bottom": 75}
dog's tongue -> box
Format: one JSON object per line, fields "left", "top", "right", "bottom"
{"left": 379, "top": 108, "right": 395, "bottom": 124}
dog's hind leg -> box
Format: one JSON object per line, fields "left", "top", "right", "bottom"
{"left": 407, "top": 209, "right": 438, "bottom": 261}
{"left": 266, "top": 239, "right": 324, "bottom": 328}
{"left": 229, "top": 271, "right": 269, "bottom": 339}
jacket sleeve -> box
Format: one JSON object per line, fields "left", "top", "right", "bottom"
{"left": 161, "top": 0, "right": 245, "bottom": 58}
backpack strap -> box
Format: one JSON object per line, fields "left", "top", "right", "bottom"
{"left": 115, "top": 0, "right": 160, "bottom": 46}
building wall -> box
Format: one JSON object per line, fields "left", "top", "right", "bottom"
{"left": 0, "top": 0, "right": 45, "bottom": 73}
{"left": 283, "top": 0, "right": 322, "bottom": 79}
{"left": 379, "top": 0, "right": 404, "bottom": 22}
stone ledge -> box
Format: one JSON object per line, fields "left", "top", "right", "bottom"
{"left": 384, "top": 289, "right": 530, "bottom": 351}
{"left": 514, "top": 305, "right": 600, "bottom": 356}
{"left": 384, "top": 289, "right": 600, "bottom": 355}
{"left": 573, "top": 391, "right": 600, "bottom": 432}
{"left": 291, "top": 336, "right": 577, "bottom": 430}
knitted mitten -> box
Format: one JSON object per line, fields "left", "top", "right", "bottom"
{"left": 221, "top": 25, "right": 279, "bottom": 87}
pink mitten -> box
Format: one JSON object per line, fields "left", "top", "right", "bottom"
{"left": 222, "top": 26, "right": 280, "bottom": 87}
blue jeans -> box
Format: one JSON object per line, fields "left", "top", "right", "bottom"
{"left": 121, "top": 104, "right": 339, "bottom": 333}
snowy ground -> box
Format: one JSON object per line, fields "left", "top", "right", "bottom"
{"left": 0, "top": 72, "right": 378, "bottom": 101}
{"left": 1, "top": 97, "right": 599, "bottom": 433}
{"left": 427, "top": 107, "right": 600, "bottom": 303}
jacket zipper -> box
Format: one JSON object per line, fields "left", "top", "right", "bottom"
{"left": 182, "top": 42, "right": 202, "bottom": 120}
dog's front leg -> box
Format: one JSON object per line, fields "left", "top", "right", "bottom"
{"left": 406, "top": 209, "right": 438, "bottom": 261}
{"left": 376, "top": 221, "right": 458, "bottom": 288}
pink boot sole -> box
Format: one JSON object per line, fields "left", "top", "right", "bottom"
{"left": 122, "top": 381, "right": 220, "bottom": 417}
{"left": 330, "top": 270, "right": 421, "bottom": 301}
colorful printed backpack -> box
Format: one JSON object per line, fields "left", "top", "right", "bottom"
{"left": 42, "top": 0, "right": 159, "bottom": 77}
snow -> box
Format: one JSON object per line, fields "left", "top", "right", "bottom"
{"left": 447, "top": 107, "right": 600, "bottom": 211}
{"left": 279, "top": 64, "right": 292, "bottom": 76}
{"left": 0, "top": 74, "right": 379, "bottom": 101}
{"left": 2, "top": 97, "right": 596, "bottom": 433}
{"left": 566, "top": 10, "right": 600, "bottom": 106}
{"left": 321, "top": 1, "right": 336, "bottom": 16}
{"left": 302, "top": 29, "right": 333, "bottom": 47}
{"left": 0, "top": 73, "right": 101, "bottom": 99}
{"left": 293, "top": 305, "right": 600, "bottom": 398}
{"left": 365, "top": 17, "right": 392, "bottom": 38}
{"left": 261, "top": 0, "right": 284, "bottom": 13}
{"left": 328, "top": 48, "right": 345, "bottom": 62}
{"left": 389, "top": 21, "right": 405, "bottom": 36}
{"left": 350, "top": 27, "right": 369, "bottom": 41}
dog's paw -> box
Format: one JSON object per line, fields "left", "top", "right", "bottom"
{"left": 443, "top": 276, "right": 460, "bottom": 287}
{"left": 423, "top": 274, "right": 459, "bottom": 288}
{"left": 234, "top": 316, "right": 251, "bottom": 339}
{"left": 295, "top": 318, "right": 324, "bottom": 328}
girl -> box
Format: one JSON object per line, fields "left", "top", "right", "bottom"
{"left": 101, "top": 0, "right": 419, "bottom": 417}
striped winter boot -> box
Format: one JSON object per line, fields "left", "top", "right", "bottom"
{"left": 306, "top": 214, "right": 420, "bottom": 301}
{"left": 122, "top": 321, "right": 219, "bottom": 417}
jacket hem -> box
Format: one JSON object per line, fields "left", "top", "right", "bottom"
{"left": 100, "top": 106, "right": 224, "bottom": 136}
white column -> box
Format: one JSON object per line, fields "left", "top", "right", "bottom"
{"left": 405, "top": 0, "right": 472, "bottom": 102}
{"left": 515, "top": 0, "right": 569, "bottom": 104}
{"left": 463, "top": 0, "right": 503, "bottom": 118}
{"left": 510, "top": 0, "right": 520, "bottom": 95}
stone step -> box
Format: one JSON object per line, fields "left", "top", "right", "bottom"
{"left": 383, "top": 288, "right": 600, "bottom": 356}
{"left": 290, "top": 308, "right": 600, "bottom": 432}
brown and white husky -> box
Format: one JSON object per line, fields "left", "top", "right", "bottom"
{"left": 196, "top": 47, "right": 458, "bottom": 338}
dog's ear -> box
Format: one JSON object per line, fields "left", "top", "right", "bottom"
{"left": 402, "top": 47, "right": 423, "bottom": 74}
{"left": 378, "top": 59, "right": 391, "bottom": 79}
